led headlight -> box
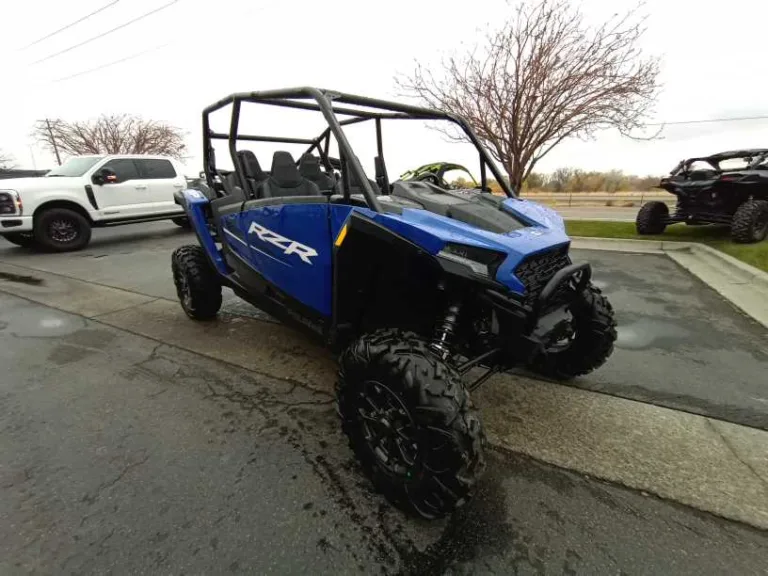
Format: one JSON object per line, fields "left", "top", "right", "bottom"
{"left": 437, "top": 242, "right": 506, "bottom": 278}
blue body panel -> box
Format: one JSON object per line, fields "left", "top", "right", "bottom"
{"left": 224, "top": 203, "right": 334, "bottom": 316}
{"left": 181, "top": 189, "right": 571, "bottom": 318}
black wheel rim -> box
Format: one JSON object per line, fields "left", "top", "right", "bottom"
{"left": 49, "top": 219, "right": 79, "bottom": 243}
{"left": 358, "top": 381, "right": 419, "bottom": 479}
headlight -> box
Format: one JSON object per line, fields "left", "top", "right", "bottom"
{"left": 437, "top": 242, "right": 506, "bottom": 278}
{"left": 0, "top": 190, "right": 22, "bottom": 216}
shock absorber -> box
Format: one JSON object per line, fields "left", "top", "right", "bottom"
{"left": 431, "top": 298, "right": 462, "bottom": 360}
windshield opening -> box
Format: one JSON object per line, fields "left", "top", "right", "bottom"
{"left": 46, "top": 157, "right": 103, "bottom": 177}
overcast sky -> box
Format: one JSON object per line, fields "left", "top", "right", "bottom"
{"left": 2, "top": 0, "right": 768, "bottom": 179}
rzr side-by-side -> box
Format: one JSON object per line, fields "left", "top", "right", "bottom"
{"left": 636, "top": 149, "right": 768, "bottom": 243}
{"left": 171, "top": 87, "right": 617, "bottom": 519}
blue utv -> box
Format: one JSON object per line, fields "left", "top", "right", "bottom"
{"left": 171, "top": 88, "right": 617, "bottom": 519}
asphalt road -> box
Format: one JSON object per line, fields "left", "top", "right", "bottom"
{"left": 2, "top": 293, "right": 767, "bottom": 574}
{"left": 1, "top": 222, "right": 766, "bottom": 430}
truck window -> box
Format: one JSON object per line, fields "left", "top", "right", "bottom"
{"left": 136, "top": 159, "right": 177, "bottom": 179}
{"left": 101, "top": 159, "right": 140, "bottom": 183}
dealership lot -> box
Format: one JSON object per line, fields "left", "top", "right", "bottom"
{"left": 2, "top": 222, "right": 765, "bottom": 429}
{"left": 1, "top": 223, "right": 767, "bottom": 572}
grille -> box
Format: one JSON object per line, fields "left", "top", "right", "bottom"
{"left": 0, "top": 192, "right": 18, "bottom": 215}
{"left": 514, "top": 246, "right": 571, "bottom": 303}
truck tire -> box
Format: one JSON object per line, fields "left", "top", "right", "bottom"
{"left": 171, "top": 245, "right": 222, "bottom": 320}
{"left": 3, "top": 232, "right": 36, "bottom": 248}
{"left": 337, "top": 328, "right": 486, "bottom": 519}
{"left": 530, "top": 283, "right": 617, "bottom": 380}
{"left": 731, "top": 200, "right": 768, "bottom": 243}
{"left": 172, "top": 217, "right": 192, "bottom": 229}
{"left": 34, "top": 207, "right": 92, "bottom": 252}
{"left": 635, "top": 201, "right": 669, "bottom": 235}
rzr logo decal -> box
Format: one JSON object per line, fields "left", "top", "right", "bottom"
{"left": 247, "top": 222, "right": 318, "bottom": 265}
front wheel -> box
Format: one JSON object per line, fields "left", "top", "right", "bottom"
{"left": 337, "top": 329, "right": 486, "bottom": 519}
{"left": 529, "top": 283, "right": 617, "bottom": 380}
{"left": 635, "top": 201, "right": 669, "bottom": 235}
{"left": 3, "top": 232, "right": 36, "bottom": 248}
{"left": 34, "top": 208, "right": 92, "bottom": 252}
{"left": 171, "top": 245, "right": 222, "bottom": 320}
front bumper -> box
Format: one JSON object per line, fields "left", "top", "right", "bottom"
{"left": 0, "top": 216, "right": 33, "bottom": 233}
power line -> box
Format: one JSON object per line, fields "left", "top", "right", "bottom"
{"left": 648, "top": 115, "right": 768, "bottom": 127}
{"left": 19, "top": 1, "right": 120, "bottom": 50}
{"left": 31, "top": 0, "right": 180, "bottom": 65}
{"left": 53, "top": 43, "right": 171, "bottom": 82}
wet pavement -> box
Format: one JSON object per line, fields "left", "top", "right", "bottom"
{"left": 2, "top": 293, "right": 767, "bottom": 575}
{"left": 565, "top": 250, "right": 768, "bottom": 430}
{"left": 1, "top": 222, "right": 766, "bottom": 430}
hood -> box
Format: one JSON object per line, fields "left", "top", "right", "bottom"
{"left": 501, "top": 197, "right": 565, "bottom": 230}
{"left": 0, "top": 176, "right": 84, "bottom": 193}
{"left": 377, "top": 201, "right": 570, "bottom": 255}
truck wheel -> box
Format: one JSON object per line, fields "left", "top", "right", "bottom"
{"left": 34, "top": 208, "right": 92, "bottom": 252}
{"left": 172, "top": 217, "right": 192, "bottom": 229}
{"left": 3, "top": 232, "right": 36, "bottom": 248}
{"left": 337, "top": 329, "right": 485, "bottom": 519}
{"left": 635, "top": 201, "right": 669, "bottom": 235}
{"left": 171, "top": 245, "right": 222, "bottom": 320}
{"left": 530, "top": 283, "right": 617, "bottom": 380}
{"left": 731, "top": 200, "right": 768, "bottom": 243}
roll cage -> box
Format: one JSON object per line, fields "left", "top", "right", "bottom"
{"left": 201, "top": 87, "right": 515, "bottom": 211}
{"left": 670, "top": 149, "right": 768, "bottom": 176}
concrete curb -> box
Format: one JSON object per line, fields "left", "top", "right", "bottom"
{"left": 1, "top": 261, "right": 767, "bottom": 530}
{"left": 571, "top": 237, "right": 768, "bottom": 330}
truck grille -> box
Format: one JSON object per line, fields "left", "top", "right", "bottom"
{"left": 0, "top": 192, "right": 18, "bottom": 215}
{"left": 514, "top": 246, "right": 571, "bottom": 303}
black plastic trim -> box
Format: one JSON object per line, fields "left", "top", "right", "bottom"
{"left": 84, "top": 185, "right": 98, "bottom": 210}
{"left": 94, "top": 212, "right": 185, "bottom": 227}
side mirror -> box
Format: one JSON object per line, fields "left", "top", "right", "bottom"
{"left": 93, "top": 168, "right": 117, "bottom": 185}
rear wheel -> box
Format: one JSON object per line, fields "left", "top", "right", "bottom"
{"left": 635, "top": 201, "right": 669, "bottom": 235}
{"left": 337, "top": 329, "right": 485, "bottom": 519}
{"left": 3, "top": 232, "right": 36, "bottom": 248}
{"left": 530, "top": 283, "right": 617, "bottom": 380}
{"left": 172, "top": 217, "right": 192, "bottom": 229}
{"left": 731, "top": 200, "right": 768, "bottom": 243}
{"left": 34, "top": 208, "right": 92, "bottom": 252}
{"left": 171, "top": 245, "right": 222, "bottom": 320}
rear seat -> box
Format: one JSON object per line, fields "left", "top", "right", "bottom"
{"left": 256, "top": 151, "right": 322, "bottom": 198}
{"left": 298, "top": 153, "right": 336, "bottom": 192}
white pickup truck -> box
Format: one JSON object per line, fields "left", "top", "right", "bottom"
{"left": 0, "top": 154, "right": 191, "bottom": 252}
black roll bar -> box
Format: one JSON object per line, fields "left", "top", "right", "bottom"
{"left": 201, "top": 87, "right": 515, "bottom": 209}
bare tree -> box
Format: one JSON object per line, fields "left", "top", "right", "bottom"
{"left": 396, "top": 0, "right": 660, "bottom": 194}
{"left": 0, "top": 149, "right": 14, "bottom": 170}
{"left": 32, "top": 114, "right": 187, "bottom": 160}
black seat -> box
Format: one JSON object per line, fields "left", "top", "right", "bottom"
{"left": 236, "top": 150, "right": 268, "bottom": 197}
{"left": 298, "top": 153, "right": 335, "bottom": 192}
{"left": 258, "top": 151, "right": 321, "bottom": 198}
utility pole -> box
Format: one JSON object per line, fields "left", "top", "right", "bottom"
{"left": 45, "top": 118, "right": 62, "bottom": 165}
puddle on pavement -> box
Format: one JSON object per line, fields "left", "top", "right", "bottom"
{"left": 616, "top": 318, "right": 691, "bottom": 350}
{"left": 0, "top": 306, "right": 85, "bottom": 338}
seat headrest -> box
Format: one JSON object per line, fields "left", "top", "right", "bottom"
{"left": 237, "top": 150, "right": 265, "bottom": 180}
{"left": 270, "top": 151, "right": 303, "bottom": 187}
{"left": 299, "top": 153, "right": 322, "bottom": 179}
